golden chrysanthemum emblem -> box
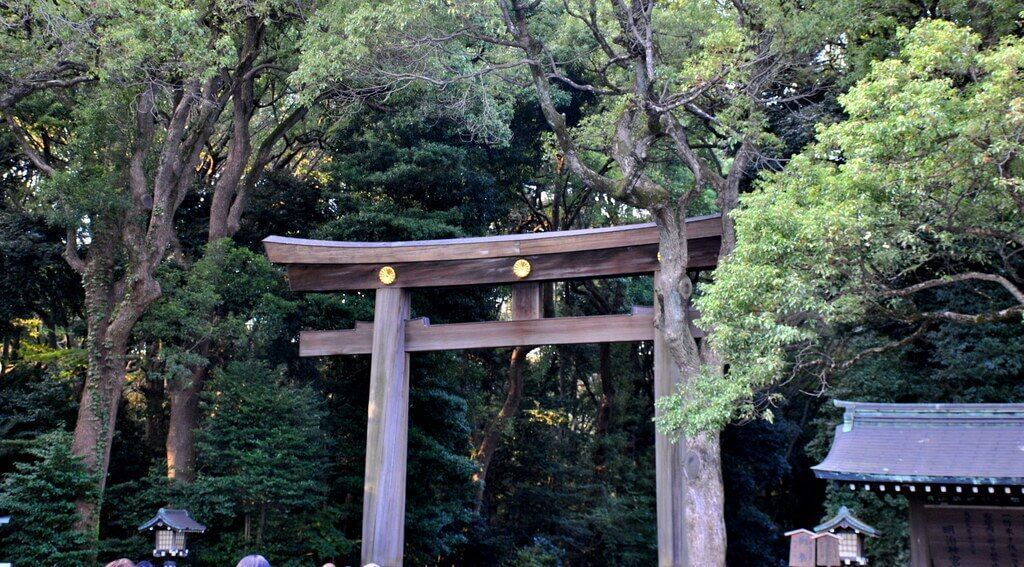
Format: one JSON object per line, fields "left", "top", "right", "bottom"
{"left": 378, "top": 266, "right": 397, "bottom": 285}
{"left": 512, "top": 258, "right": 532, "bottom": 279}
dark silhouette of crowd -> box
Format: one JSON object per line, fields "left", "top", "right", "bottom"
{"left": 103, "top": 555, "right": 344, "bottom": 567}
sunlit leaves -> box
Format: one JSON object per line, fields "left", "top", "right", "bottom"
{"left": 659, "top": 20, "right": 1024, "bottom": 435}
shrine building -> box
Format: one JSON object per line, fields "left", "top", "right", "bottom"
{"left": 813, "top": 400, "right": 1024, "bottom": 567}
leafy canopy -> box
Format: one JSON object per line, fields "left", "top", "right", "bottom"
{"left": 658, "top": 20, "right": 1024, "bottom": 435}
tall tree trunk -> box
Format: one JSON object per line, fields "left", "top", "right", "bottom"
{"left": 471, "top": 345, "right": 528, "bottom": 511}
{"left": 142, "top": 373, "right": 167, "bottom": 459}
{"left": 71, "top": 346, "right": 128, "bottom": 536}
{"left": 166, "top": 364, "right": 206, "bottom": 482}
{"left": 164, "top": 18, "right": 311, "bottom": 484}
{"left": 653, "top": 205, "right": 728, "bottom": 567}
{"left": 595, "top": 343, "right": 614, "bottom": 435}
{"left": 71, "top": 243, "right": 163, "bottom": 537}
{"left": 687, "top": 345, "right": 727, "bottom": 565}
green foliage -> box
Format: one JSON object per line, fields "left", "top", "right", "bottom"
{"left": 811, "top": 0, "right": 1024, "bottom": 85}
{"left": 97, "top": 463, "right": 181, "bottom": 562}
{"left": 188, "top": 360, "right": 340, "bottom": 565}
{"left": 0, "top": 206, "right": 82, "bottom": 337}
{"left": 9, "top": 4, "right": 1024, "bottom": 564}
{"left": 510, "top": 536, "right": 567, "bottom": 566}
{"left": 801, "top": 293, "right": 1024, "bottom": 564}
{"left": 663, "top": 20, "right": 1024, "bottom": 435}
{"left": 0, "top": 364, "right": 80, "bottom": 463}
{"left": 0, "top": 431, "right": 96, "bottom": 564}
{"left": 137, "top": 240, "right": 297, "bottom": 381}
{"left": 295, "top": 0, "right": 521, "bottom": 144}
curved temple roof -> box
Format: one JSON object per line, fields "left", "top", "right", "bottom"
{"left": 813, "top": 400, "right": 1024, "bottom": 486}
{"left": 813, "top": 506, "right": 879, "bottom": 537}
{"left": 138, "top": 508, "right": 206, "bottom": 533}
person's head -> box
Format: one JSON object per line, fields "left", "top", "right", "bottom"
{"left": 236, "top": 554, "right": 271, "bottom": 567}
{"left": 136, "top": 562, "right": 154, "bottom": 567}
{"left": 321, "top": 564, "right": 337, "bottom": 567}
{"left": 104, "top": 560, "right": 135, "bottom": 567}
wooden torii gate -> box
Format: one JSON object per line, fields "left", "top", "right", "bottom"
{"left": 263, "top": 214, "right": 721, "bottom": 567}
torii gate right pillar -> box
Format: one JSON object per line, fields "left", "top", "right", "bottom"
{"left": 654, "top": 274, "right": 690, "bottom": 566}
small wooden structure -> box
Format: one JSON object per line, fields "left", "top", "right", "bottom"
{"left": 813, "top": 506, "right": 878, "bottom": 565}
{"left": 812, "top": 532, "right": 842, "bottom": 567}
{"left": 785, "top": 528, "right": 817, "bottom": 567}
{"left": 264, "top": 215, "right": 722, "bottom": 567}
{"left": 813, "top": 400, "right": 1024, "bottom": 567}
{"left": 785, "top": 507, "right": 877, "bottom": 566}
{"left": 138, "top": 508, "right": 206, "bottom": 559}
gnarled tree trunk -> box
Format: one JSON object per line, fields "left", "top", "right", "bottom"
{"left": 71, "top": 229, "right": 164, "bottom": 536}
{"left": 652, "top": 205, "right": 728, "bottom": 566}
{"left": 164, "top": 16, "right": 311, "bottom": 483}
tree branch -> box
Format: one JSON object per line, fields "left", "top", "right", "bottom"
{"left": 881, "top": 272, "right": 1024, "bottom": 306}
{"left": 64, "top": 229, "right": 85, "bottom": 275}
{"left": 920, "top": 305, "right": 1024, "bottom": 325}
{"left": 3, "top": 110, "right": 56, "bottom": 175}
{"left": 837, "top": 322, "right": 930, "bottom": 371}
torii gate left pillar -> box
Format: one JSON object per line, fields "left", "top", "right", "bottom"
{"left": 263, "top": 215, "right": 722, "bottom": 567}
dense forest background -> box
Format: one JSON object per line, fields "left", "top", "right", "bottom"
{"left": 1, "top": 0, "right": 1023, "bottom": 565}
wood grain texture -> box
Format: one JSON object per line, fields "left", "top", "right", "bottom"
{"left": 511, "top": 282, "right": 542, "bottom": 320}
{"left": 300, "top": 322, "right": 374, "bottom": 356}
{"left": 264, "top": 214, "right": 721, "bottom": 265}
{"left": 297, "top": 311, "right": 700, "bottom": 356}
{"left": 362, "top": 288, "right": 411, "bottom": 567}
{"left": 654, "top": 273, "right": 690, "bottom": 567}
{"left": 284, "top": 238, "right": 719, "bottom": 291}
{"left": 406, "top": 313, "right": 657, "bottom": 351}
{"left": 299, "top": 309, "right": 704, "bottom": 357}
{"left": 908, "top": 496, "right": 932, "bottom": 567}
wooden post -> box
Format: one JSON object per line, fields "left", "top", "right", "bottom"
{"left": 511, "top": 282, "right": 542, "bottom": 321}
{"left": 653, "top": 272, "right": 689, "bottom": 566}
{"left": 908, "top": 496, "right": 931, "bottom": 567}
{"left": 362, "top": 287, "right": 412, "bottom": 567}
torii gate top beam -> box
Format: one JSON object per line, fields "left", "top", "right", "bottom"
{"left": 263, "top": 214, "right": 721, "bottom": 291}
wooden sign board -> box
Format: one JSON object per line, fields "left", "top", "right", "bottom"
{"left": 925, "top": 505, "right": 1024, "bottom": 567}
{"left": 814, "top": 533, "right": 841, "bottom": 567}
{"left": 787, "top": 530, "right": 815, "bottom": 567}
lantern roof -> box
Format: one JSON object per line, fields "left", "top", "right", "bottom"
{"left": 812, "top": 400, "right": 1024, "bottom": 486}
{"left": 813, "top": 506, "right": 879, "bottom": 537}
{"left": 138, "top": 508, "right": 206, "bottom": 533}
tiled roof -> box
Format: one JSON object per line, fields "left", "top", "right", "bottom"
{"left": 813, "top": 400, "right": 1024, "bottom": 486}
{"left": 138, "top": 508, "right": 206, "bottom": 533}
{"left": 813, "top": 506, "right": 879, "bottom": 537}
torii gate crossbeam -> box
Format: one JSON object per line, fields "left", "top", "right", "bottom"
{"left": 263, "top": 214, "right": 721, "bottom": 567}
